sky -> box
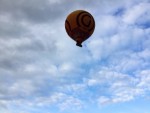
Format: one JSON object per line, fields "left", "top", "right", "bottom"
{"left": 0, "top": 0, "right": 150, "bottom": 113}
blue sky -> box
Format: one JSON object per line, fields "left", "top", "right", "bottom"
{"left": 0, "top": 0, "right": 150, "bottom": 113}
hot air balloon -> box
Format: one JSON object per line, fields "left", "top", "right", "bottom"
{"left": 65, "top": 10, "right": 95, "bottom": 47}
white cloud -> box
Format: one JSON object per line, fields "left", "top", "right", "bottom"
{"left": 123, "top": 2, "right": 150, "bottom": 24}
{"left": 22, "top": 92, "right": 83, "bottom": 111}
{"left": 137, "top": 70, "right": 150, "bottom": 89}
{"left": 98, "top": 96, "right": 111, "bottom": 105}
{"left": 9, "top": 80, "right": 36, "bottom": 96}
{"left": 138, "top": 49, "right": 150, "bottom": 61}
{"left": 88, "top": 52, "right": 150, "bottom": 105}
{"left": 47, "top": 65, "right": 58, "bottom": 76}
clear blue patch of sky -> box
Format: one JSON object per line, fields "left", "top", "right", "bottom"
{"left": 137, "top": 21, "right": 150, "bottom": 29}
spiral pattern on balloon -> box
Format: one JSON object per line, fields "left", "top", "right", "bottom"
{"left": 76, "top": 11, "right": 95, "bottom": 32}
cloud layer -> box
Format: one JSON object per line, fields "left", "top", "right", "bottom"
{"left": 0, "top": 0, "right": 150, "bottom": 113}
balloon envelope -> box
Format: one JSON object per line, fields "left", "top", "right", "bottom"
{"left": 65, "top": 10, "right": 95, "bottom": 47}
